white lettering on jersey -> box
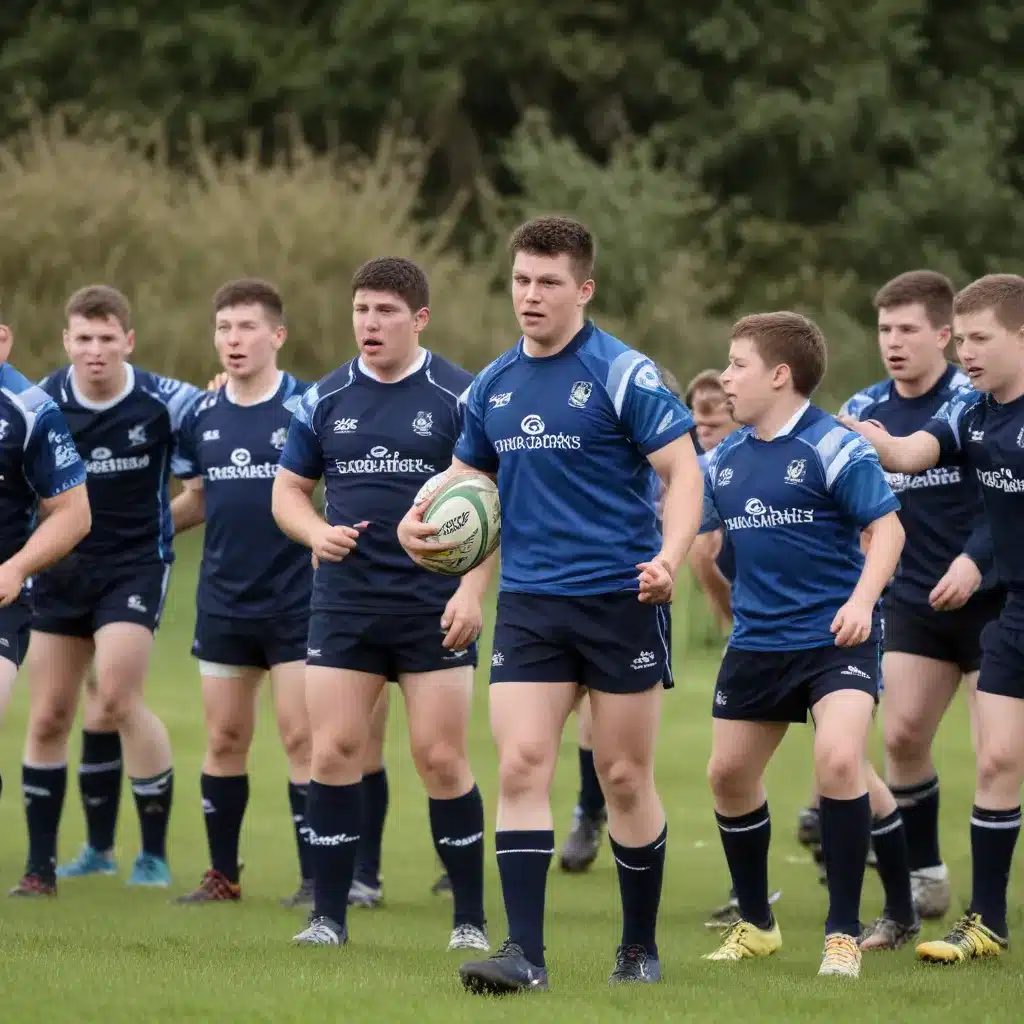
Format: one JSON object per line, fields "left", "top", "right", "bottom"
{"left": 520, "top": 414, "right": 545, "bottom": 435}
{"left": 884, "top": 467, "right": 961, "bottom": 493}
{"left": 333, "top": 418, "right": 358, "bottom": 434}
{"left": 493, "top": 433, "right": 582, "bottom": 454}
{"left": 977, "top": 467, "right": 1024, "bottom": 493}
{"left": 86, "top": 454, "right": 152, "bottom": 475}
{"left": 724, "top": 496, "right": 815, "bottom": 531}
{"left": 333, "top": 448, "right": 435, "bottom": 475}
{"left": 49, "top": 430, "right": 78, "bottom": 468}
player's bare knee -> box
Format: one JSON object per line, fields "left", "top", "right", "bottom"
{"left": 707, "top": 753, "right": 758, "bottom": 805}
{"left": 311, "top": 729, "right": 364, "bottom": 779}
{"left": 498, "top": 741, "right": 553, "bottom": 800}
{"left": 29, "top": 701, "right": 75, "bottom": 746}
{"left": 412, "top": 739, "right": 465, "bottom": 794}
{"left": 595, "top": 756, "right": 647, "bottom": 811}
{"left": 208, "top": 721, "right": 251, "bottom": 763}
{"left": 976, "top": 745, "right": 1023, "bottom": 794}
{"left": 884, "top": 713, "right": 931, "bottom": 768}
{"left": 814, "top": 741, "right": 863, "bottom": 795}
{"left": 92, "top": 688, "right": 137, "bottom": 731}
{"left": 280, "top": 722, "right": 311, "bottom": 765}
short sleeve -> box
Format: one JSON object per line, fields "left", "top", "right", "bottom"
{"left": 452, "top": 378, "right": 498, "bottom": 473}
{"left": 23, "top": 405, "right": 87, "bottom": 499}
{"left": 173, "top": 402, "right": 201, "bottom": 480}
{"left": 924, "top": 388, "right": 978, "bottom": 461}
{"left": 699, "top": 473, "right": 722, "bottom": 534}
{"left": 828, "top": 438, "right": 901, "bottom": 527}
{"left": 278, "top": 385, "right": 324, "bottom": 480}
{"left": 618, "top": 360, "right": 694, "bottom": 456}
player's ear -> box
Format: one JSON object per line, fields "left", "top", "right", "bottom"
{"left": 273, "top": 324, "right": 287, "bottom": 351}
{"left": 413, "top": 306, "right": 430, "bottom": 334}
{"left": 124, "top": 329, "right": 136, "bottom": 355}
{"left": 578, "top": 278, "right": 595, "bottom": 306}
{"left": 0, "top": 324, "right": 12, "bottom": 361}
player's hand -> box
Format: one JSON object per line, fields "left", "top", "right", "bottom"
{"left": 397, "top": 500, "right": 458, "bottom": 564}
{"left": 0, "top": 560, "right": 26, "bottom": 607}
{"left": 637, "top": 556, "right": 674, "bottom": 604}
{"left": 207, "top": 372, "right": 229, "bottom": 391}
{"left": 837, "top": 415, "right": 889, "bottom": 444}
{"left": 929, "top": 554, "right": 982, "bottom": 612}
{"left": 310, "top": 520, "right": 368, "bottom": 563}
{"left": 830, "top": 597, "right": 873, "bottom": 647}
{"left": 440, "top": 587, "right": 483, "bottom": 651}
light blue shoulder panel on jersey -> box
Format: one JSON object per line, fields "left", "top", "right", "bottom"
{"left": 1, "top": 365, "right": 60, "bottom": 450}
{"left": 931, "top": 384, "right": 983, "bottom": 452}
{"left": 839, "top": 379, "right": 891, "bottom": 420}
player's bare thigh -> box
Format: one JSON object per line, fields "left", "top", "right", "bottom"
{"left": 974, "top": 691, "right": 1024, "bottom": 807}
{"left": 881, "top": 653, "right": 961, "bottom": 770}
{"left": 91, "top": 622, "right": 156, "bottom": 720}
{"left": 305, "top": 666, "right": 385, "bottom": 783}
{"left": 490, "top": 680, "right": 578, "bottom": 829}
{"left": 24, "top": 632, "right": 93, "bottom": 758}
{"left": 575, "top": 690, "right": 593, "bottom": 746}
{"left": 0, "top": 654, "right": 19, "bottom": 724}
{"left": 361, "top": 688, "right": 389, "bottom": 775}
{"left": 707, "top": 718, "right": 788, "bottom": 816}
{"left": 400, "top": 665, "right": 475, "bottom": 798}
{"left": 200, "top": 662, "right": 264, "bottom": 773}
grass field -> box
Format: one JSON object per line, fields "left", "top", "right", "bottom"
{"left": 0, "top": 531, "right": 1016, "bottom": 1022}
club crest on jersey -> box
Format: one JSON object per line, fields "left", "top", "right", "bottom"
{"left": 270, "top": 427, "right": 288, "bottom": 450}
{"left": 634, "top": 362, "right": 665, "bottom": 393}
{"left": 412, "top": 411, "right": 433, "bottom": 437}
{"left": 717, "top": 467, "right": 733, "bottom": 486}
{"left": 489, "top": 392, "right": 512, "bottom": 408}
{"left": 521, "top": 414, "right": 545, "bottom": 436}
{"left": 127, "top": 423, "right": 147, "bottom": 447}
{"left": 0, "top": 419, "right": 8, "bottom": 440}
{"left": 784, "top": 458, "right": 806, "bottom": 484}
{"left": 568, "top": 380, "right": 592, "bottom": 409}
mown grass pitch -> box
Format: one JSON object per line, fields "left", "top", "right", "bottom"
{"left": 0, "top": 533, "right": 1015, "bottom": 1023}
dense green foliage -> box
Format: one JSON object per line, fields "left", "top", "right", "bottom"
{"left": 0, "top": 2, "right": 1020, "bottom": 396}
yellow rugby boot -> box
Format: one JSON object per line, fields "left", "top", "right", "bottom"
{"left": 916, "top": 913, "right": 1008, "bottom": 964}
{"left": 703, "top": 918, "right": 782, "bottom": 961}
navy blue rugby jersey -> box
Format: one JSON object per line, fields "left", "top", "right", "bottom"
{"left": 0, "top": 362, "right": 87, "bottom": 564}
{"left": 841, "top": 364, "right": 996, "bottom": 604}
{"left": 454, "top": 322, "right": 694, "bottom": 596}
{"left": 38, "top": 365, "right": 201, "bottom": 565}
{"left": 279, "top": 350, "right": 473, "bottom": 614}
{"left": 925, "top": 387, "right": 1024, "bottom": 631}
{"left": 701, "top": 403, "right": 900, "bottom": 651}
{"left": 177, "top": 371, "right": 313, "bottom": 618}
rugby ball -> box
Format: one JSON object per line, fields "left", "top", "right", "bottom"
{"left": 415, "top": 471, "right": 501, "bottom": 576}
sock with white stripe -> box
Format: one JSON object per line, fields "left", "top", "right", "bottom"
{"left": 610, "top": 824, "right": 667, "bottom": 957}
{"left": 495, "top": 829, "right": 554, "bottom": 967}
{"left": 23, "top": 763, "right": 67, "bottom": 882}
{"left": 890, "top": 775, "right": 940, "bottom": 870}
{"left": 131, "top": 768, "right": 173, "bottom": 861}
{"left": 716, "top": 802, "right": 772, "bottom": 930}
{"left": 307, "top": 780, "right": 362, "bottom": 931}
{"left": 429, "top": 785, "right": 485, "bottom": 928}
{"left": 970, "top": 804, "right": 1020, "bottom": 937}
{"left": 870, "top": 810, "right": 915, "bottom": 925}
{"left": 79, "top": 730, "right": 122, "bottom": 854}
{"left": 354, "top": 767, "right": 388, "bottom": 888}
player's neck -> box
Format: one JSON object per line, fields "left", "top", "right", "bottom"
{"left": 991, "top": 372, "right": 1024, "bottom": 406}
{"left": 72, "top": 362, "right": 130, "bottom": 405}
{"left": 891, "top": 360, "right": 946, "bottom": 399}
{"left": 358, "top": 346, "right": 425, "bottom": 383}
{"left": 522, "top": 318, "right": 585, "bottom": 358}
{"left": 226, "top": 366, "right": 282, "bottom": 406}
{"left": 752, "top": 395, "right": 809, "bottom": 441}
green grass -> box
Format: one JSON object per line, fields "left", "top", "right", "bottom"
{"left": 0, "top": 531, "right": 1015, "bottom": 1022}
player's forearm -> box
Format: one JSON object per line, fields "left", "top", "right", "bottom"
{"left": 171, "top": 488, "right": 205, "bottom": 533}
{"left": 657, "top": 474, "right": 704, "bottom": 577}
{"left": 7, "top": 489, "right": 91, "bottom": 578}
{"left": 878, "top": 431, "right": 940, "bottom": 474}
{"left": 457, "top": 548, "right": 499, "bottom": 599}
{"left": 850, "top": 511, "right": 904, "bottom": 608}
{"left": 703, "top": 568, "right": 733, "bottom": 631}
{"left": 271, "top": 478, "right": 324, "bottom": 549}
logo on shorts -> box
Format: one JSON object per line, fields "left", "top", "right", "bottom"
{"left": 333, "top": 418, "right": 358, "bottom": 434}
{"left": 127, "top": 594, "right": 148, "bottom": 613}
{"left": 202, "top": 429, "right": 220, "bottom": 442}
{"left": 306, "top": 648, "right": 322, "bottom": 659}
{"left": 0, "top": 637, "right": 9, "bottom": 648}
{"left": 412, "top": 411, "right": 433, "bottom": 437}
{"left": 489, "top": 392, "right": 512, "bottom": 408}
{"left": 0, "top": 419, "right": 8, "bottom": 440}
{"left": 230, "top": 448, "right": 251, "bottom": 467}
{"left": 717, "top": 467, "right": 733, "bottom": 486}
{"left": 270, "top": 427, "right": 287, "bottom": 450}
{"left": 568, "top": 381, "right": 592, "bottom": 409}
{"left": 127, "top": 423, "right": 147, "bottom": 447}
{"left": 491, "top": 651, "right": 504, "bottom": 667}
{"left": 444, "top": 648, "right": 469, "bottom": 660}
{"left": 520, "top": 414, "right": 545, "bottom": 436}
{"left": 714, "top": 689, "right": 727, "bottom": 707}
{"left": 970, "top": 429, "right": 984, "bottom": 442}
{"left": 631, "top": 650, "right": 656, "bottom": 671}
{"left": 841, "top": 664, "right": 871, "bottom": 679}
{"left": 784, "top": 458, "right": 806, "bottom": 484}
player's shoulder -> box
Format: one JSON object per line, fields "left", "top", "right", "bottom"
{"left": 422, "top": 350, "right": 473, "bottom": 393}
{"left": 134, "top": 366, "right": 202, "bottom": 410}
{"left": 279, "top": 372, "right": 312, "bottom": 414}
{"left": 463, "top": 347, "right": 520, "bottom": 402}
{"left": 296, "top": 361, "right": 357, "bottom": 419}
{"left": 706, "top": 428, "right": 752, "bottom": 480}
{"left": 796, "top": 407, "right": 877, "bottom": 477}
{"left": 839, "top": 379, "right": 891, "bottom": 420}
{"left": 578, "top": 324, "right": 673, "bottom": 407}
{"left": 0, "top": 362, "right": 61, "bottom": 423}
{"left": 941, "top": 364, "right": 971, "bottom": 396}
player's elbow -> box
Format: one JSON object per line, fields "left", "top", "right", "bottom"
{"left": 869, "top": 511, "right": 904, "bottom": 559}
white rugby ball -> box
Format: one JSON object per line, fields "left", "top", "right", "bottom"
{"left": 416, "top": 471, "right": 501, "bottom": 576}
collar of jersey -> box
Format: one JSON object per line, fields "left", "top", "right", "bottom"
{"left": 68, "top": 362, "right": 135, "bottom": 411}
{"left": 751, "top": 399, "right": 810, "bottom": 442}
{"left": 517, "top": 320, "right": 594, "bottom": 362}
{"left": 225, "top": 369, "right": 283, "bottom": 406}
{"left": 887, "top": 362, "right": 956, "bottom": 405}
{"left": 357, "top": 347, "right": 427, "bottom": 383}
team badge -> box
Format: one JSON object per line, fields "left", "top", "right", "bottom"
{"left": 634, "top": 362, "right": 665, "bottom": 393}
{"left": 717, "top": 467, "right": 733, "bottom": 486}
{"left": 568, "top": 380, "right": 592, "bottom": 409}
{"left": 127, "top": 423, "right": 147, "bottom": 447}
{"left": 412, "top": 411, "right": 433, "bottom": 437}
{"left": 270, "top": 427, "right": 288, "bottom": 450}
{"left": 784, "top": 458, "right": 806, "bottom": 484}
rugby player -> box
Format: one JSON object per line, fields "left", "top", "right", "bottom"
{"left": 700, "top": 312, "right": 904, "bottom": 978}
{"left": 273, "top": 257, "right": 490, "bottom": 952}
{"left": 842, "top": 273, "right": 1024, "bottom": 964}
{"left": 11, "top": 285, "right": 201, "bottom": 896}
{"left": 164, "top": 279, "right": 315, "bottom": 905}
{"left": 840, "top": 271, "right": 1004, "bottom": 927}
{"left": 0, "top": 316, "right": 91, "bottom": 754}
{"left": 401, "top": 216, "right": 703, "bottom": 991}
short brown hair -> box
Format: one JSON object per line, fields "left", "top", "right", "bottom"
{"left": 685, "top": 369, "right": 725, "bottom": 407}
{"left": 731, "top": 311, "right": 827, "bottom": 398}
{"left": 351, "top": 257, "right": 429, "bottom": 312}
{"left": 873, "top": 270, "right": 954, "bottom": 328}
{"left": 65, "top": 285, "right": 131, "bottom": 331}
{"left": 953, "top": 274, "right": 1024, "bottom": 332}
{"left": 508, "top": 216, "right": 595, "bottom": 283}
{"left": 213, "top": 278, "right": 284, "bottom": 324}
